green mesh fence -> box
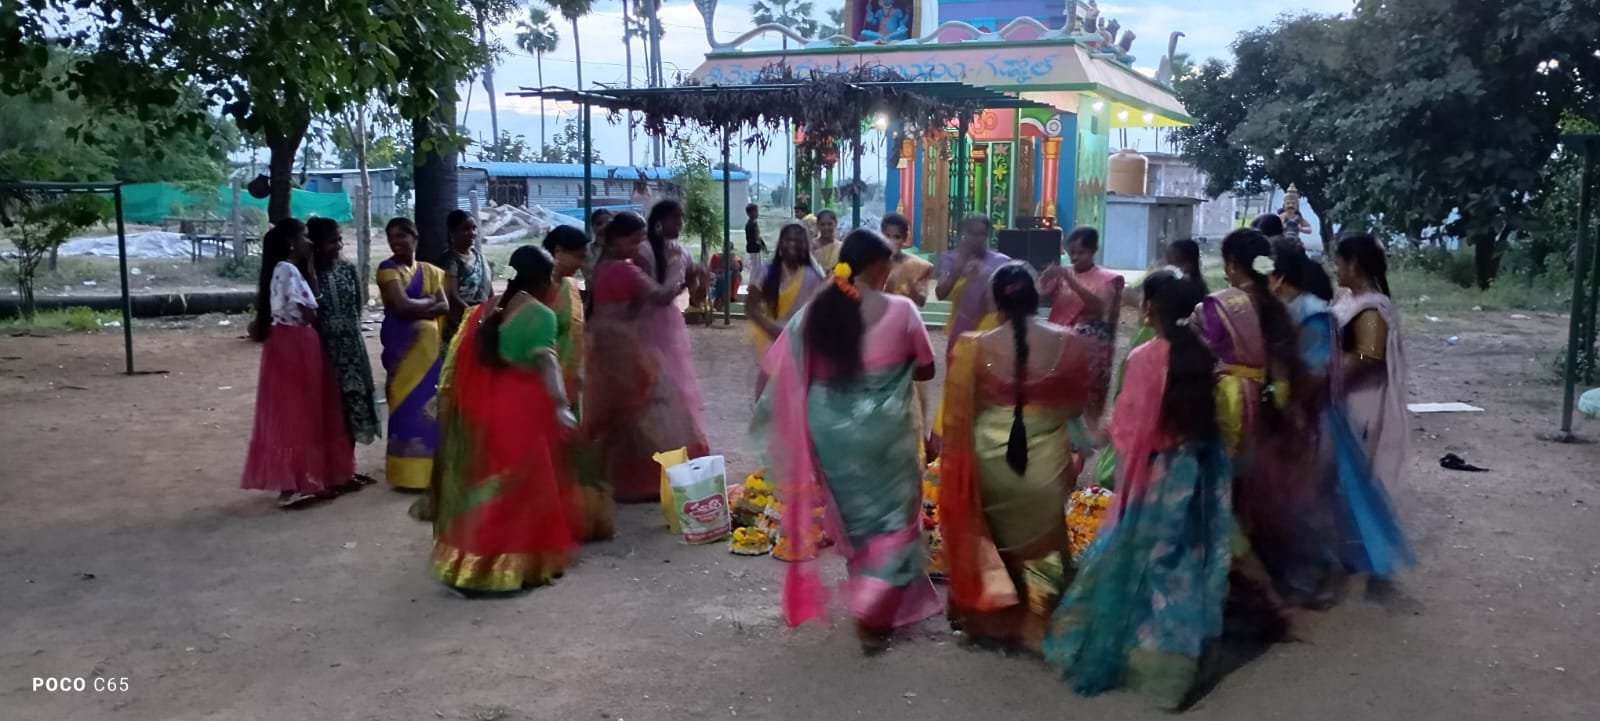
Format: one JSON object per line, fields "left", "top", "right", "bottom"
{"left": 119, "top": 182, "right": 352, "bottom": 224}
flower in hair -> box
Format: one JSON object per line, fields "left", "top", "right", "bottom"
{"left": 1175, "top": 317, "right": 1191, "bottom": 327}
{"left": 831, "top": 262, "right": 860, "bottom": 300}
{"left": 1251, "top": 255, "right": 1276, "bottom": 276}
{"left": 1165, "top": 265, "right": 1185, "bottom": 280}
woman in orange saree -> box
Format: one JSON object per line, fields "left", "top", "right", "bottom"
{"left": 941, "top": 263, "right": 1093, "bottom": 652}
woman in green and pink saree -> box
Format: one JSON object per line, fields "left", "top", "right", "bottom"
{"left": 752, "top": 228, "right": 941, "bottom": 654}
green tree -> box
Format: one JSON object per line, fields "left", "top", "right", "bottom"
{"left": 3, "top": 0, "right": 480, "bottom": 226}
{"left": 670, "top": 138, "right": 724, "bottom": 262}
{"left": 479, "top": 132, "right": 537, "bottom": 163}
{"left": 2, "top": 194, "right": 110, "bottom": 319}
{"left": 548, "top": 0, "right": 596, "bottom": 92}
{"left": 1332, "top": 0, "right": 1600, "bottom": 288}
{"left": 1171, "top": 14, "right": 1354, "bottom": 252}
{"left": 542, "top": 118, "right": 602, "bottom": 164}
{"left": 515, "top": 5, "right": 561, "bottom": 147}
{"left": 751, "top": 0, "right": 820, "bottom": 44}
{"left": 410, "top": 0, "right": 522, "bottom": 261}
{"left": 818, "top": 6, "right": 846, "bottom": 38}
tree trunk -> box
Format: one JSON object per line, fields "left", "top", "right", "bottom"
{"left": 478, "top": 10, "right": 501, "bottom": 160}
{"left": 18, "top": 258, "right": 37, "bottom": 320}
{"left": 571, "top": 18, "right": 584, "bottom": 91}
{"left": 623, "top": 0, "right": 635, "bottom": 167}
{"left": 230, "top": 178, "right": 245, "bottom": 260}
{"left": 537, "top": 54, "right": 547, "bottom": 148}
{"left": 1469, "top": 225, "right": 1506, "bottom": 290}
{"left": 649, "top": 0, "right": 665, "bottom": 165}
{"left": 354, "top": 104, "right": 373, "bottom": 307}
{"left": 265, "top": 123, "right": 306, "bottom": 222}
{"left": 413, "top": 98, "right": 458, "bottom": 264}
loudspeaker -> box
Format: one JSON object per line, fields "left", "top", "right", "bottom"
{"left": 996, "top": 229, "right": 1063, "bottom": 272}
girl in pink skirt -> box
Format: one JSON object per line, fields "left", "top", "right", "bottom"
{"left": 241, "top": 219, "right": 355, "bottom": 508}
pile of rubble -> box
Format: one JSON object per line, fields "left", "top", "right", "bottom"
{"left": 478, "top": 202, "right": 584, "bottom": 244}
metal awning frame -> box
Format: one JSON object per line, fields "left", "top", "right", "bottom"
{"left": 509, "top": 80, "right": 1051, "bottom": 326}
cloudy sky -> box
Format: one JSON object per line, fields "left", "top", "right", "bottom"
{"left": 462, "top": 0, "right": 1356, "bottom": 182}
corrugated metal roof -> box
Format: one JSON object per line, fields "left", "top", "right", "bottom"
{"left": 458, "top": 162, "right": 750, "bottom": 182}
{"left": 304, "top": 167, "right": 397, "bottom": 175}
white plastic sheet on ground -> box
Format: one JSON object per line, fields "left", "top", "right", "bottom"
{"left": 58, "top": 231, "right": 196, "bottom": 259}
{"left": 478, "top": 204, "right": 584, "bottom": 245}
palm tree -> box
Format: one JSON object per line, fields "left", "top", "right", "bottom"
{"left": 515, "top": 6, "right": 560, "bottom": 147}
{"left": 622, "top": 0, "right": 635, "bottom": 165}
{"left": 476, "top": 6, "right": 502, "bottom": 160}
{"left": 818, "top": 6, "right": 845, "bottom": 38}
{"left": 750, "top": 0, "right": 819, "bottom": 46}
{"left": 548, "top": 0, "right": 595, "bottom": 93}
{"left": 627, "top": 0, "right": 667, "bottom": 164}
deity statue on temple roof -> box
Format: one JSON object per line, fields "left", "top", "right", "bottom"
{"left": 859, "top": 0, "right": 910, "bottom": 42}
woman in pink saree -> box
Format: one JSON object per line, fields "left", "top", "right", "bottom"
{"left": 1041, "top": 225, "right": 1125, "bottom": 421}
{"left": 585, "top": 211, "right": 708, "bottom": 503}
{"left": 630, "top": 201, "right": 711, "bottom": 497}
{"left": 751, "top": 229, "right": 941, "bottom": 653}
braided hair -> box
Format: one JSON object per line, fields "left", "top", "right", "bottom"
{"left": 991, "top": 262, "right": 1040, "bottom": 475}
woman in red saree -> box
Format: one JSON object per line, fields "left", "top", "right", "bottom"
{"left": 430, "top": 245, "right": 580, "bottom": 595}
{"left": 941, "top": 263, "right": 1094, "bottom": 652}
{"left": 585, "top": 212, "right": 701, "bottom": 502}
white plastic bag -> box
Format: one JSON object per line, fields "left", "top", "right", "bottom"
{"left": 667, "top": 455, "right": 731, "bottom": 544}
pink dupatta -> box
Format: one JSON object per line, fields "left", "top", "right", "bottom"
{"left": 1102, "top": 338, "right": 1171, "bottom": 532}
{"left": 760, "top": 299, "right": 941, "bottom": 628}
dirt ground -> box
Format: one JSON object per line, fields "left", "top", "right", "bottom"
{"left": 2, "top": 309, "right": 1598, "bottom": 721}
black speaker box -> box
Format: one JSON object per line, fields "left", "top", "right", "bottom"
{"left": 996, "top": 229, "right": 1063, "bottom": 272}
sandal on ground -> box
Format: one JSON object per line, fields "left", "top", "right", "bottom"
{"left": 351, "top": 473, "right": 379, "bottom": 486}
{"left": 278, "top": 492, "right": 318, "bottom": 509}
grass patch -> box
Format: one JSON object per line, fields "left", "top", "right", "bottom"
{"left": 0, "top": 306, "right": 124, "bottom": 334}
{"left": 1183, "top": 250, "right": 1571, "bottom": 315}
{"left": 1386, "top": 266, "right": 1573, "bottom": 314}
{"left": 0, "top": 255, "right": 114, "bottom": 289}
